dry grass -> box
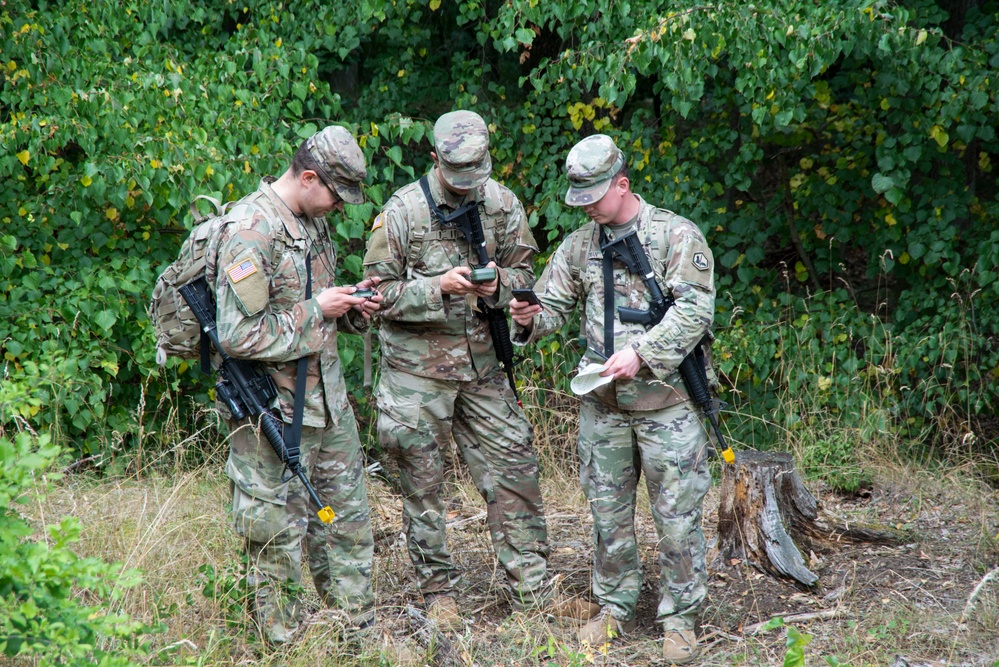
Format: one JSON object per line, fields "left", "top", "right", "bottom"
{"left": 12, "top": 376, "right": 999, "bottom": 667}
{"left": 18, "top": 459, "right": 999, "bottom": 666}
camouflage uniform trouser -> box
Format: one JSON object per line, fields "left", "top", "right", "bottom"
{"left": 578, "top": 396, "right": 711, "bottom": 632}
{"left": 375, "top": 363, "right": 550, "bottom": 606}
{"left": 226, "top": 409, "right": 374, "bottom": 642}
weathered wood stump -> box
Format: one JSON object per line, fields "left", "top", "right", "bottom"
{"left": 717, "top": 450, "right": 904, "bottom": 586}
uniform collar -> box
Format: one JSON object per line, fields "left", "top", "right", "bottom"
{"left": 428, "top": 169, "right": 479, "bottom": 210}
{"left": 260, "top": 176, "right": 308, "bottom": 240}
{"left": 600, "top": 194, "right": 650, "bottom": 242}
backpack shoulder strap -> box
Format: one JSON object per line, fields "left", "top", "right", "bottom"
{"left": 404, "top": 180, "right": 433, "bottom": 280}
{"left": 647, "top": 207, "right": 677, "bottom": 267}
{"left": 567, "top": 221, "right": 597, "bottom": 281}
{"left": 205, "top": 196, "right": 273, "bottom": 284}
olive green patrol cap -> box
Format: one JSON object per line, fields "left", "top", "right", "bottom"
{"left": 564, "top": 134, "right": 626, "bottom": 206}
{"left": 433, "top": 110, "right": 492, "bottom": 190}
{"left": 306, "top": 125, "right": 367, "bottom": 205}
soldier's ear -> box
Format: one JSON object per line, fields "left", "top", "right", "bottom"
{"left": 430, "top": 152, "right": 439, "bottom": 167}
{"left": 301, "top": 169, "right": 321, "bottom": 189}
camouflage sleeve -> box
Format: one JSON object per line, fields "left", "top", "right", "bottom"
{"left": 512, "top": 234, "right": 582, "bottom": 346}
{"left": 633, "top": 220, "right": 715, "bottom": 381}
{"left": 484, "top": 191, "right": 538, "bottom": 308}
{"left": 214, "top": 220, "right": 325, "bottom": 363}
{"left": 361, "top": 202, "right": 448, "bottom": 323}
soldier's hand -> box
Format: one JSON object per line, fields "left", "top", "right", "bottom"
{"left": 440, "top": 266, "right": 477, "bottom": 296}
{"left": 603, "top": 347, "right": 642, "bottom": 381}
{"left": 509, "top": 298, "right": 541, "bottom": 326}
{"left": 352, "top": 276, "right": 383, "bottom": 319}
{"left": 316, "top": 286, "right": 370, "bottom": 319}
{"left": 471, "top": 261, "right": 499, "bottom": 297}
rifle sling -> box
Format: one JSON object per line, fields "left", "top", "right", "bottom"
{"left": 283, "top": 253, "right": 311, "bottom": 470}
{"left": 417, "top": 175, "right": 488, "bottom": 316}
{"left": 600, "top": 226, "right": 615, "bottom": 358}
{"left": 418, "top": 175, "right": 445, "bottom": 223}
{"left": 418, "top": 176, "right": 472, "bottom": 229}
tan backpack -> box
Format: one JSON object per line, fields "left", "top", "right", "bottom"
{"left": 148, "top": 196, "right": 235, "bottom": 366}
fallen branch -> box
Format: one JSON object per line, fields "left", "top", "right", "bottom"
{"left": 468, "top": 597, "right": 505, "bottom": 616}
{"left": 745, "top": 608, "right": 846, "bottom": 634}
{"left": 61, "top": 455, "right": 101, "bottom": 473}
{"left": 700, "top": 626, "right": 743, "bottom": 643}
{"left": 447, "top": 510, "right": 487, "bottom": 530}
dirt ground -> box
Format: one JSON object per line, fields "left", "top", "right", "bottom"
{"left": 36, "top": 435, "right": 998, "bottom": 667}
{"left": 356, "top": 461, "right": 999, "bottom": 667}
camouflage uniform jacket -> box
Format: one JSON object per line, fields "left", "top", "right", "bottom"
{"left": 363, "top": 171, "right": 538, "bottom": 380}
{"left": 213, "top": 177, "right": 367, "bottom": 428}
{"left": 515, "top": 195, "right": 715, "bottom": 411}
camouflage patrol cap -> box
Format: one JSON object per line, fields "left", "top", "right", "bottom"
{"left": 306, "top": 125, "right": 367, "bottom": 205}
{"left": 433, "top": 110, "right": 492, "bottom": 190}
{"left": 564, "top": 134, "right": 626, "bottom": 206}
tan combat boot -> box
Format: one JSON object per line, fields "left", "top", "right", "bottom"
{"left": 662, "top": 629, "right": 699, "bottom": 664}
{"left": 577, "top": 607, "right": 638, "bottom": 646}
{"left": 426, "top": 595, "right": 463, "bottom": 632}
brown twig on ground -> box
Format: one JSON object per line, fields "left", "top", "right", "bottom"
{"left": 744, "top": 608, "right": 846, "bottom": 635}
{"left": 61, "top": 455, "right": 100, "bottom": 473}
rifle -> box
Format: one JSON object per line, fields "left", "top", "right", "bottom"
{"left": 601, "top": 230, "right": 735, "bottom": 464}
{"left": 418, "top": 177, "right": 523, "bottom": 407}
{"left": 179, "top": 277, "right": 336, "bottom": 523}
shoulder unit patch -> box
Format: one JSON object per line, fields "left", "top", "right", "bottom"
{"left": 692, "top": 252, "right": 710, "bottom": 271}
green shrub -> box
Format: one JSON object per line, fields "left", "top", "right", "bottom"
{"left": 0, "top": 433, "right": 155, "bottom": 665}
{"left": 2, "top": 0, "right": 996, "bottom": 478}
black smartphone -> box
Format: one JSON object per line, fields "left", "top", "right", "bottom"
{"left": 511, "top": 288, "right": 541, "bottom": 306}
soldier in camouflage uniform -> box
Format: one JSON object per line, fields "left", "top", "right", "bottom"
{"left": 362, "top": 110, "right": 597, "bottom": 629}
{"left": 510, "top": 134, "right": 715, "bottom": 663}
{"left": 213, "top": 126, "right": 380, "bottom": 643}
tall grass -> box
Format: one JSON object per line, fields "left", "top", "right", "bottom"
{"left": 6, "top": 284, "right": 998, "bottom": 666}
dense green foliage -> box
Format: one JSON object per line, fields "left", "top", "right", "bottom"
{"left": 1, "top": 0, "right": 996, "bottom": 474}
{"left": 0, "top": 433, "right": 152, "bottom": 665}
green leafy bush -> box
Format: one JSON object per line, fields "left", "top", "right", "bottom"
{"left": 0, "top": 433, "right": 154, "bottom": 665}
{"left": 0, "top": 1, "right": 426, "bottom": 457}
{"left": 1, "top": 0, "right": 996, "bottom": 476}
{"left": 712, "top": 280, "right": 997, "bottom": 489}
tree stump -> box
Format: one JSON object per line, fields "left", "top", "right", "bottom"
{"left": 717, "top": 449, "right": 905, "bottom": 587}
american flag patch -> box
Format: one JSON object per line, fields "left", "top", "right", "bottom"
{"left": 227, "top": 259, "right": 258, "bottom": 283}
